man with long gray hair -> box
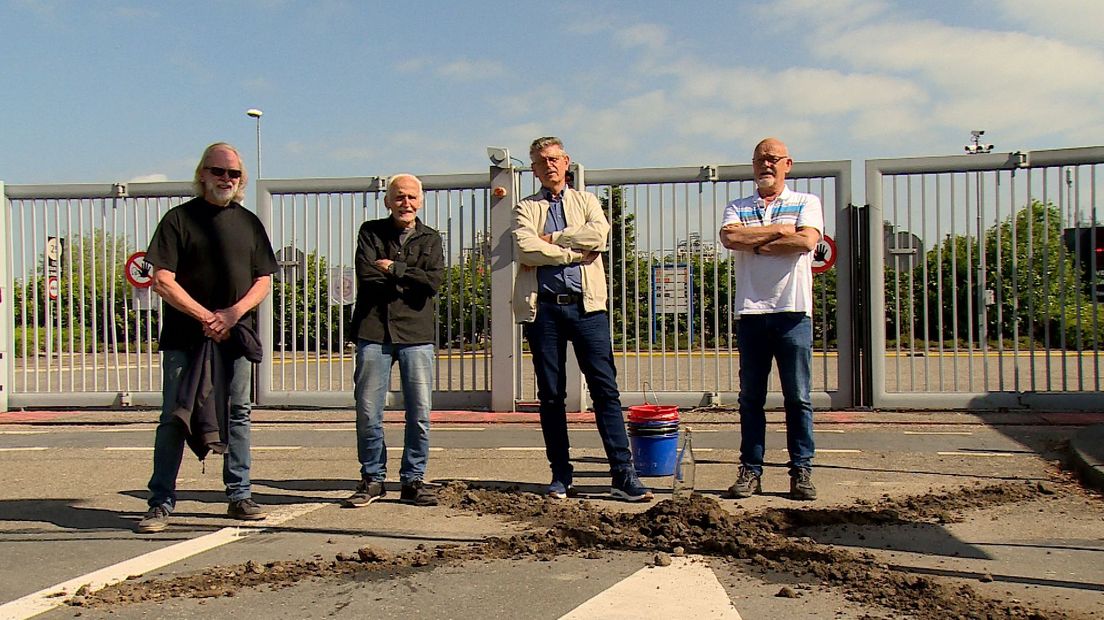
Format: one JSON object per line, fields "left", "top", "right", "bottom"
{"left": 139, "top": 142, "right": 278, "bottom": 532}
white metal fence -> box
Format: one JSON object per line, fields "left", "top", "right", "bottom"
{"left": 3, "top": 145, "right": 1103, "bottom": 411}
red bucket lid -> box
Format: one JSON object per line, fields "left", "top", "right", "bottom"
{"left": 627, "top": 404, "right": 679, "bottom": 422}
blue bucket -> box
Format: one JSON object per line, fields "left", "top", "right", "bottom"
{"left": 630, "top": 432, "right": 679, "bottom": 476}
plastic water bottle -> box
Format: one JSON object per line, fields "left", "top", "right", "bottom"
{"left": 672, "top": 427, "right": 695, "bottom": 499}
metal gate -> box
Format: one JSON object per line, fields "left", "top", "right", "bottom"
{"left": 255, "top": 173, "right": 493, "bottom": 409}
{"left": 867, "top": 146, "right": 1104, "bottom": 409}
{"left": 2, "top": 182, "right": 192, "bottom": 408}
{"left": 574, "top": 160, "right": 853, "bottom": 410}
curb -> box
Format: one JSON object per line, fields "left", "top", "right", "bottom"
{"left": 1069, "top": 424, "right": 1104, "bottom": 493}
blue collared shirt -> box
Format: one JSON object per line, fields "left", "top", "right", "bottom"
{"left": 537, "top": 188, "right": 583, "bottom": 295}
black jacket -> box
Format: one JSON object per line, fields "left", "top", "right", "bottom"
{"left": 171, "top": 324, "right": 263, "bottom": 460}
{"left": 351, "top": 217, "right": 445, "bottom": 344}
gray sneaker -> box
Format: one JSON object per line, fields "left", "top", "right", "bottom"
{"left": 728, "top": 466, "right": 762, "bottom": 499}
{"left": 790, "top": 468, "right": 817, "bottom": 501}
{"left": 227, "top": 498, "right": 267, "bottom": 521}
{"left": 344, "top": 479, "right": 386, "bottom": 507}
{"left": 137, "top": 505, "right": 170, "bottom": 533}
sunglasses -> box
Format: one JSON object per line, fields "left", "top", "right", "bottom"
{"left": 205, "top": 166, "right": 243, "bottom": 179}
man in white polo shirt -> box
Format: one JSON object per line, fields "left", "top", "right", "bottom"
{"left": 718, "top": 137, "right": 823, "bottom": 501}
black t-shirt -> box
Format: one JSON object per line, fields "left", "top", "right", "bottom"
{"left": 146, "top": 197, "right": 278, "bottom": 351}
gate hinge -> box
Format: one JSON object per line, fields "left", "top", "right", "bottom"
{"left": 112, "top": 183, "right": 128, "bottom": 198}
{"left": 699, "top": 165, "right": 718, "bottom": 182}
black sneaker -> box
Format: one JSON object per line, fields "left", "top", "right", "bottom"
{"left": 611, "top": 471, "right": 654, "bottom": 502}
{"left": 227, "top": 498, "right": 267, "bottom": 521}
{"left": 728, "top": 466, "right": 762, "bottom": 499}
{"left": 400, "top": 480, "right": 438, "bottom": 506}
{"left": 547, "top": 479, "right": 579, "bottom": 499}
{"left": 790, "top": 468, "right": 817, "bottom": 501}
{"left": 137, "top": 505, "right": 170, "bottom": 533}
{"left": 344, "top": 479, "right": 386, "bottom": 507}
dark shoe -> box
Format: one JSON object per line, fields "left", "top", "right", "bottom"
{"left": 400, "top": 480, "right": 438, "bottom": 506}
{"left": 227, "top": 498, "right": 267, "bottom": 521}
{"left": 344, "top": 479, "right": 386, "bottom": 507}
{"left": 611, "top": 471, "right": 654, "bottom": 502}
{"left": 790, "top": 468, "right": 817, "bottom": 501}
{"left": 728, "top": 466, "right": 762, "bottom": 499}
{"left": 137, "top": 505, "right": 170, "bottom": 533}
{"left": 547, "top": 479, "right": 579, "bottom": 500}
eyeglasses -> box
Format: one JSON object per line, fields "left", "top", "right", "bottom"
{"left": 753, "top": 155, "right": 790, "bottom": 166}
{"left": 532, "top": 155, "right": 565, "bottom": 166}
{"left": 205, "top": 166, "right": 243, "bottom": 179}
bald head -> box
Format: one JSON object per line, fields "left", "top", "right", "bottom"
{"left": 752, "top": 137, "right": 793, "bottom": 199}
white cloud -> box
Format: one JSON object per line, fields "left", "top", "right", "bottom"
{"left": 434, "top": 58, "right": 505, "bottom": 80}
{"left": 395, "top": 56, "right": 505, "bottom": 81}
{"left": 994, "top": 0, "right": 1104, "bottom": 45}
{"left": 128, "top": 173, "right": 168, "bottom": 183}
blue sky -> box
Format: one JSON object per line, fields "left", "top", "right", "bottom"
{"left": 2, "top": 0, "right": 1102, "bottom": 185}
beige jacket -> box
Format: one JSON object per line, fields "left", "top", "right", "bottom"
{"left": 512, "top": 187, "right": 610, "bottom": 323}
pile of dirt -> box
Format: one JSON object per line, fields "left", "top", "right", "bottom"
{"left": 74, "top": 480, "right": 1072, "bottom": 619}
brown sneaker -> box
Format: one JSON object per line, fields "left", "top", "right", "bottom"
{"left": 137, "top": 505, "right": 170, "bottom": 533}
{"left": 343, "top": 479, "right": 386, "bottom": 507}
{"left": 790, "top": 468, "right": 817, "bottom": 501}
{"left": 727, "top": 466, "right": 762, "bottom": 499}
{"left": 227, "top": 498, "right": 267, "bottom": 520}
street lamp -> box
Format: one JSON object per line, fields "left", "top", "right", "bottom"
{"left": 246, "top": 108, "right": 263, "bottom": 179}
{"left": 964, "top": 130, "right": 994, "bottom": 353}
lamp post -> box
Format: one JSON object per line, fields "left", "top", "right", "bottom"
{"left": 964, "top": 130, "right": 994, "bottom": 354}
{"left": 246, "top": 108, "right": 263, "bottom": 179}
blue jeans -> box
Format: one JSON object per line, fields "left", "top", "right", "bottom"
{"left": 524, "top": 302, "right": 633, "bottom": 482}
{"left": 354, "top": 341, "right": 434, "bottom": 484}
{"left": 148, "top": 349, "right": 254, "bottom": 510}
{"left": 737, "top": 312, "right": 815, "bottom": 476}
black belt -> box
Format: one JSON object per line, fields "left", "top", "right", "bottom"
{"left": 538, "top": 292, "right": 583, "bottom": 305}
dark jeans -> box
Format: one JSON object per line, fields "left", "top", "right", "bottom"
{"left": 737, "top": 312, "right": 815, "bottom": 476}
{"left": 148, "top": 349, "right": 254, "bottom": 511}
{"left": 524, "top": 301, "right": 633, "bottom": 482}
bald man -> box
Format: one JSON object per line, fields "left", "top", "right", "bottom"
{"left": 718, "top": 138, "right": 824, "bottom": 501}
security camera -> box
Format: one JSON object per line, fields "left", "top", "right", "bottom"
{"left": 971, "top": 130, "right": 985, "bottom": 138}
{"left": 486, "top": 146, "right": 510, "bottom": 168}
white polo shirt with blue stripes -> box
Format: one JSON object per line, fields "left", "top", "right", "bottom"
{"left": 719, "top": 186, "right": 824, "bottom": 317}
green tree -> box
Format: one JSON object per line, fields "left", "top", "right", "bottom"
{"left": 14, "top": 231, "right": 137, "bottom": 354}
{"left": 272, "top": 251, "right": 353, "bottom": 352}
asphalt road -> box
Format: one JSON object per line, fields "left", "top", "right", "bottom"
{"left": 0, "top": 418, "right": 1101, "bottom": 619}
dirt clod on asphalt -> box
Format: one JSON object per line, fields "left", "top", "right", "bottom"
{"left": 75, "top": 480, "right": 1080, "bottom": 619}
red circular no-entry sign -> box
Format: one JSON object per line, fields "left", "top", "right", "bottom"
{"left": 125, "top": 252, "right": 154, "bottom": 288}
{"left": 811, "top": 234, "right": 837, "bottom": 275}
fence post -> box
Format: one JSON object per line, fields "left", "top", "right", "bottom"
{"left": 256, "top": 180, "right": 274, "bottom": 405}
{"left": 488, "top": 163, "right": 517, "bottom": 411}
{"left": 0, "top": 182, "right": 8, "bottom": 412}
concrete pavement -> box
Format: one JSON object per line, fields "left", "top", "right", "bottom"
{"left": 3, "top": 406, "right": 1104, "bottom": 496}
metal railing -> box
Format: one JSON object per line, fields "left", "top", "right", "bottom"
{"left": 867, "top": 146, "right": 1104, "bottom": 409}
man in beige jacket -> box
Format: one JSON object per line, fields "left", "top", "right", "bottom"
{"left": 513, "top": 136, "right": 652, "bottom": 502}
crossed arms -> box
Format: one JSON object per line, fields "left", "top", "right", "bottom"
{"left": 719, "top": 222, "right": 819, "bottom": 256}
{"left": 514, "top": 192, "right": 608, "bottom": 267}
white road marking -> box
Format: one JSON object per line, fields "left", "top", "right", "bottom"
{"left": 936, "top": 451, "right": 1015, "bottom": 457}
{"left": 385, "top": 447, "right": 444, "bottom": 452}
{"left": 104, "top": 447, "right": 154, "bottom": 452}
{"left": 559, "top": 555, "right": 740, "bottom": 619}
{"left": 0, "top": 430, "right": 48, "bottom": 435}
{"left": 0, "top": 447, "right": 48, "bottom": 452}
{"left": 776, "top": 428, "right": 845, "bottom": 433}
{"left": 496, "top": 447, "right": 545, "bottom": 452}
{"left": 0, "top": 502, "right": 326, "bottom": 620}
{"left": 904, "top": 431, "right": 973, "bottom": 436}
{"left": 779, "top": 448, "right": 860, "bottom": 454}
{"left": 252, "top": 446, "right": 302, "bottom": 451}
